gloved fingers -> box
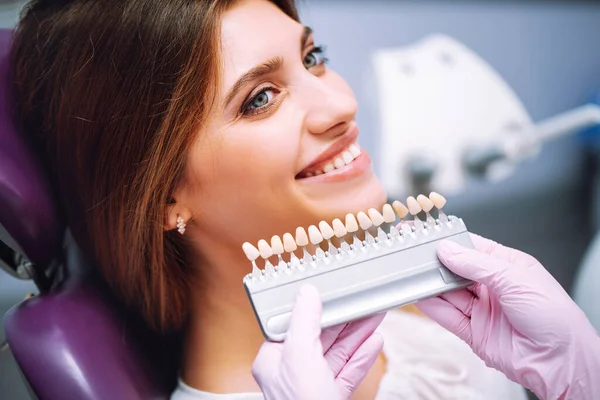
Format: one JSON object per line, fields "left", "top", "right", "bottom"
{"left": 334, "top": 332, "right": 384, "bottom": 398}
{"left": 416, "top": 297, "right": 473, "bottom": 344}
{"left": 284, "top": 285, "right": 323, "bottom": 351}
{"left": 437, "top": 240, "right": 515, "bottom": 288}
{"left": 252, "top": 341, "right": 283, "bottom": 382}
{"left": 324, "top": 313, "right": 386, "bottom": 377}
{"left": 321, "top": 323, "right": 349, "bottom": 355}
{"left": 469, "top": 233, "right": 539, "bottom": 268}
{"left": 440, "top": 288, "right": 475, "bottom": 317}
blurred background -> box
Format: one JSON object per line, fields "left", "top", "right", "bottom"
{"left": 2, "top": 0, "right": 600, "bottom": 398}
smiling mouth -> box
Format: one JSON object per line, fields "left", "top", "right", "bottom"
{"left": 296, "top": 142, "right": 362, "bottom": 179}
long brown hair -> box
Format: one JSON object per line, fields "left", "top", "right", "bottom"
{"left": 11, "top": 0, "right": 299, "bottom": 332}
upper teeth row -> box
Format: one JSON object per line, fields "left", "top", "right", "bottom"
{"left": 242, "top": 192, "right": 447, "bottom": 263}
{"left": 306, "top": 143, "right": 361, "bottom": 177}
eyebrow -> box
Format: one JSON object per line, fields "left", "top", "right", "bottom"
{"left": 223, "top": 25, "right": 314, "bottom": 108}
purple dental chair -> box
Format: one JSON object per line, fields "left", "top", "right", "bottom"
{"left": 0, "top": 28, "right": 177, "bottom": 400}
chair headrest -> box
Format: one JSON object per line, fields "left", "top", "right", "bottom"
{"left": 0, "top": 29, "right": 63, "bottom": 268}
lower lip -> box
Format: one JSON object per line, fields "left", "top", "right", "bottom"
{"left": 296, "top": 151, "right": 372, "bottom": 183}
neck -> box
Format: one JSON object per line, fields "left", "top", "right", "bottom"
{"left": 181, "top": 234, "right": 265, "bottom": 394}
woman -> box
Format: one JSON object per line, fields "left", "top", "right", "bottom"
{"left": 11, "top": 0, "right": 526, "bottom": 398}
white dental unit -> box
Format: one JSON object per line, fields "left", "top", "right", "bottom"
{"left": 370, "top": 34, "right": 600, "bottom": 329}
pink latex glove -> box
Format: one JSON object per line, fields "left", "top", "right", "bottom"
{"left": 252, "top": 285, "right": 385, "bottom": 400}
{"left": 417, "top": 234, "right": 600, "bottom": 400}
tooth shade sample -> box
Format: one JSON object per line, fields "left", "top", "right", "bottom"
{"left": 271, "top": 235, "right": 284, "bottom": 255}
{"left": 341, "top": 151, "right": 353, "bottom": 164}
{"left": 323, "top": 163, "right": 335, "bottom": 173}
{"left": 345, "top": 213, "right": 359, "bottom": 233}
{"left": 319, "top": 221, "right": 335, "bottom": 240}
{"left": 258, "top": 240, "right": 274, "bottom": 259}
{"left": 332, "top": 218, "right": 347, "bottom": 237}
{"left": 367, "top": 208, "right": 385, "bottom": 226}
{"left": 392, "top": 201, "right": 409, "bottom": 219}
{"left": 283, "top": 233, "right": 297, "bottom": 252}
{"left": 333, "top": 157, "right": 345, "bottom": 169}
{"left": 295, "top": 227, "right": 309, "bottom": 246}
{"left": 349, "top": 144, "right": 361, "bottom": 157}
{"left": 382, "top": 204, "right": 396, "bottom": 223}
{"left": 308, "top": 225, "right": 324, "bottom": 245}
{"left": 429, "top": 192, "right": 447, "bottom": 209}
{"left": 357, "top": 211, "right": 373, "bottom": 230}
{"left": 406, "top": 196, "right": 422, "bottom": 215}
{"left": 242, "top": 242, "right": 260, "bottom": 261}
{"left": 417, "top": 194, "right": 434, "bottom": 212}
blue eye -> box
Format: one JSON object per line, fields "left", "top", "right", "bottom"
{"left": 243, "top": 87, "right": 277, "bottom": 115}
{"left": 303, "top": 46, "right": 328, "bottom": 69}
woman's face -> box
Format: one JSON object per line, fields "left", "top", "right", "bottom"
{"left": 179, "top": 0, "right": 386, "bottom": 251}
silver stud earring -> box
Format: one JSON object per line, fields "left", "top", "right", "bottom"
{"left": 176, "top": 215, "right": 186, "bottom": 235}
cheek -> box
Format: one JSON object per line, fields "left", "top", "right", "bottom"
{"left": 185, "top": 127, "right": 301, "bottom": 238}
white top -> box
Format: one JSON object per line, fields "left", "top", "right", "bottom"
{"left": 172, "top": 311, "right": 527, "bottom": 400}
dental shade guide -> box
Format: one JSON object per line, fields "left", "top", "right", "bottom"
{"left": 242, "top": 193, "right": 473, "bottom": 342}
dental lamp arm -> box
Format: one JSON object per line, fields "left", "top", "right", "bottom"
{"left": 464, "top": 104, "right": 600, "bottom": 175}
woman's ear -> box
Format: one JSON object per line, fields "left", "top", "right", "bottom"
{"left": 164, "top": 200, "right": 192, "bottom": 233}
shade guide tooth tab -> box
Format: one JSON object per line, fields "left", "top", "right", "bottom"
{"left": 345, "top": 213, "right": 359, "bottom": 233}
{"left": 242, "top": 242, "right": 260, "bottom": 261}
{"left": 308, "top": 225, "right": 324, "bottom": 245}
{"left": 382, "top": 204, "right": 396, "bottom": 224}
{"left": 392, "top": 201, "right": 409, "bottom": 219}
{"left": 271, "top": 236, "right": 284, "bottom": 255}
{"left": 357, "top": 211, "right": 373, "bottom": 230}
{"left": 429, "top": 192, "right": 447, "bottom": 209}
{"left": 258, "top": 240, "right": 274, "bottom": 259}
{"left": 243, "top": 208, "right": 472, "bottom": 342}
{"left": 332, "top": 218, "right": 347, "bottom": 237}
{"left": 283, "top": 233, "right": 297, "bottom": 252}
{"left": 406, "top": 196, "right": 422, "bottom": 215}
{"left": 417, "top": 194, "right": 434, "bottom": 213}
{"left": 367, "top": 208, "right": 385, "bottom": 226}
{"left": 295, "top": 227, "right": 309, "bottom": 246}
{"left": 318, "top": 221, "right": 335, "bottom": 240}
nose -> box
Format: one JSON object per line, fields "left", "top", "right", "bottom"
{"left": 301, "top": 75, "right": 358, "bottom": 138}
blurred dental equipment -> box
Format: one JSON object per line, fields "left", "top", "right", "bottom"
{"left": 371, "top": 34, "right": 600, "bottom": 198}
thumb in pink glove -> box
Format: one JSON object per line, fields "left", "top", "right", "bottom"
{"left": 252, "top": 285, "right": 385, "bottom": 400}
{"left": 417, "top": 234, "right": 600, "bottom": 400}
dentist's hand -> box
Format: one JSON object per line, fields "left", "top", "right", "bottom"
{"left": 417, "top": 234, "right": 600, "bottom": 400}
{"left": 252, "top": 285, "right": 384, "bottom": 400}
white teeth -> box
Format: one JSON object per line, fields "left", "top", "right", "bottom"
{"left": 271, "top": 235, "right": 284, "bottom": 255}
{"left": 332, "top": 218, "right": 347, "bottom": 237}
{"left": 308, "top": 225, "right": 324, "bottom": 244}
{"left": 305, "top": 172, "right": 314, "bottom": 177}
{"left": 392, "top": 201, "right": 409, "bottom": 219}
{"left": 429, "top": 192, "right": 447, "bottom": 209}
{"left": 349, "top": 144, "right": 361, "bottom": 158}
{"left": 315, "top": 170, "right": 323, "bottom": 176}
{"left": 417, "top": 194, "right": 434, "bottom": 213}
{"left": 345, "top": 213, "right": 359, "bottom": 233}
{"left": 283, "top": 233, "right": 297, "bottom": 252}
{"left": 341, "top": 151, "right": 353, "bottom": 164}
{"left": 318, "top": 221, "right": 335, "bottom": 240}
{"left": 406, "top": 196, "right": 422, "bottom": 215}
{"left": 242, "top": 242, "right": 260, "bottom": 261}
{"left": 323, "top": 163, "right": 335, "bottom": 173}
{"left": 367, "top": 208, "right": 384, "bottom": 226}
{"left": 258, "top": 239, "right": 273, "bottom": 259}
{"left": 333, "top": 157, "right": 345, "bottom": 169}
{"left": 357, "top": 211, "right": 372, "bottom": 230}
{"left": 382, "top": 204, "right": 396, "bottom": 223}
{"left": 295, "top": 227, "right": 309, "bottom": 246}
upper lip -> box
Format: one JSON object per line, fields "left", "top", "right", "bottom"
{"left": 297, "top": 124, "right": 359, "bottom": 176}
